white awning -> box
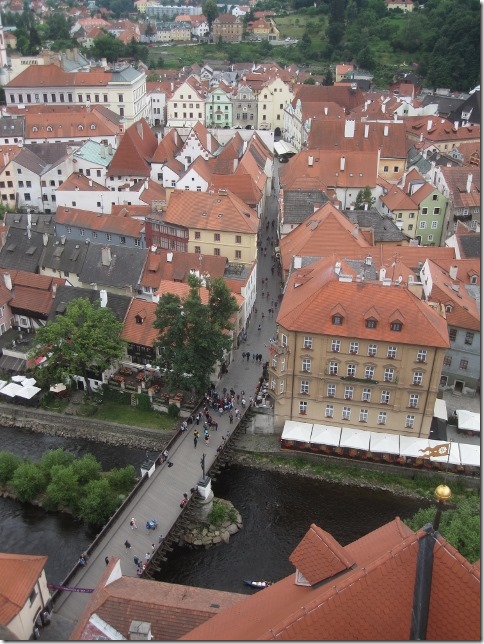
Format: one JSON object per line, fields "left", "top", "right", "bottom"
{"left": 369, "top": 431, "right": 400, "bottom": 455}
{"left": 399, "top": 436, "right": 430, "bottom": 458}
{"left": 340, "top": 427, "right": 370, "bottom": 450}
{"left": 0, "top": 382, "right": 25, "bottom": 397}
{"left": 274, "top": 140, "right": 298, "bottom": 156}
{"left": 0, "top": 380, "right": 7, "bottom": 390}
{"left": 21, "top": 377, "right": 37, "bottom": 387}
{"left": 433, "top": 398, "right": 448, "bottom": 421}
{"left": 50, "top": 383, "right": 67, "bottom": 393}
{"left": 281, "top": 420, "right": 312, "bottom": 442}
{"left": 456, "top": 410, "right": 480, "bottom": 432}
{"left": 11, "top": 375, "right": 26, "bottom": 383}
{"left": 16, "top": 385, "right": 41, "bottom": 400}
{"left": 310, "top": 424, "right": 342, "bottom": 447}
{"left": 459, "top": 442, "right": 480, "bottom": 467}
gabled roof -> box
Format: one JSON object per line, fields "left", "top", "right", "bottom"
{"left": 277, "top": 255, "right": 450, "bottom": 347}
{"left": 438, "top": 166, "right": 480, "bottom": 209}
{"left": 108, "top": 119, "right": 157, "bottom": 177}
{"left": 181, "top": 155, "right": 213, "bottom": 184}
{"left": 57, "top": 172, "right": 109, "bottom": 192}
{"left": 344, "top": 209, "right": 408, "bottom": 243}
{"left": 14, "top": 142, "right": 71, "bottom": 175}
{"left": 406, "top": 116, "right": 480, "bottom": 143}
{"left": 6, "top": 64, "right": 112, "bottom": 88}
{"left": 55, "top": 207, "right": 144, "bottom": 238}
{"left": 282, "top": 189, "right": 329, "bottom": 226}
{"left": 39, "top": 237, "right": 89, "bottom": 276}
{"left": 0, "top": 228, "right": 45, "bottom": 273}
{"left": 24, "top": 110, "right": 119, "bottom": 140}
{"left": 294, "top": 84, "right": 365, "bottom": 111}
{"left": 164, "top": 189, "right": 259, "bottom": 234}
{"left": 151, "top": 128, "right": 184, "bottom": 166}
{"left": 7, "top": 271, "right": 66, "bottom": 317}
{"left": 0, "top": 553, "right": 48, "bottom": 625}
{"left": 140, "top": 249, "right": 227, "bottom": 289}
{"left": 381, "top": 184, "right": 417, "bottom": 211}
{"left": 48, "top": 285, "right": 131, "bottom": 322}
{"left": 207, "top": 132, "right": 244, "bottom": 174}
{"left": 121, "top": 298, "right": 158, "bottom": 347}
{"left": 74, "top": 139, "right": 116, "bottom": 167}
{"left": 210, "top": 173, "right": 262, "bottom": 207}
{"left": 78, "top": 244, "right": 148, "bottom": 290}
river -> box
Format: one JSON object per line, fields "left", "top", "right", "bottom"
{"left": 0, "top": 427, "right": 427, "bottom": 588}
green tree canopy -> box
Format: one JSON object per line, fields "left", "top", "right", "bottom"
{"left": 354, "top": 185, "right": 376, "bottom": 209}
{"left": 79, "top": 478, "right": 119, "bottom": 526}
{"left": 203, "top": 0, "right": 219, "bottom": 29}
{"left": 44, "top": 464, "right": 80, "bottom": 511}
{"left": 0, "top": 451, "right": 21, "bottom": 485}
{"left": 154, "top": 276, "right": 238, "bottom": 393}
{"left": 90, "top": 33, "right": 125, "bottom": 63}
{"left": 29, "top": 298, "right": 125, "bottom": 395}
{"left": 11, "top": 462, "right": 46, "bottom": 502}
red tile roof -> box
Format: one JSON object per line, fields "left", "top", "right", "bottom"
{"left": 152, "top": 128, "right": 184, "bottom": 165}
{"left": 139, "top": 249, "right": 227, "bottom": 289}
{"left": 182, "top": 518, "right": 479, "bottom": 641}
{"left": 56, "top": 206, "right": 144, "bottom": 237}
{"left": 277, "top": 255, "right": 450, "bottom": 347}
{"left": 294, "top": 84, "right": 365, "bottom": 111}
{"left": 164, "top": 189, "right": 259, "bottom": 234}
{"left": 57, "top": 172, "right": 109, "bottom": 192}
{"left": 120, "top": 298, "right": 158, "bottom": 346}
{"left": 0, "top": 553, "right": 48, "bottom": 624}
{"left": 108, "top": 119, "right": 157, "bottom": 177}
{"left": 406, "top": 116, "right": 480, "bottom": 144}
{"left": 7, "top": 64, "right": 112, "bottom": 88}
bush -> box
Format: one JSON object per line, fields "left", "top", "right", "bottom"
{"left": 71, "top": 454, "right": 101, "bottom": 486}
{"left": 44, "top": 465, "right": 80, "bottom": 511}
{"left": 207, "top": 499, "right": 237, "bottom": 527}
{"left": 106, "top": 465, "right": 137, "bottom": 495}
{"left": 0, "top": 451, "right": 21, "bottom": 484}
{"left": 136, "top": 393, "right": 152, "bottom": 412}
{"left": 167, "top": 403, "right": 180, "bottom": 418}
{"left": 79, "top": 478, "right": 119, "bottom": 526}
{"left": 11, "top": 462, "right": 47, "bottom": 502}
{"left": 40, "top": 449, "right": 75, "bottom": 476}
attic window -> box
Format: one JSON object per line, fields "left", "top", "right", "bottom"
{"left": 332, "top": 314, "right": 343, "bottom": 325}
{"left": 390, "top": 321, "right": 403, "bottom": 332}
{"left": 47, "top": 126, "right": 53, "bottom": 132}
{"left": 135, "top": 314, "right": 144, "bottom": 325}
{"left": 90, "top": 124, "right": 96, "bottom": 130}
{"left": 26, "top": 246, "right": 36, "bottom": 255}
{"left": 365, "top": 318, "right": 377, "bottom": 329}
{"left": 445, "top": 304, "right": 453, "bottom": 313}
{"left": 470, "top": 275, "right": 477, "bottom": 284}
{"left": 32, "top": 126, "right": 38, "bottom": 132}
{"left": 78, "top": 125, "right": 84, "bottom": 131}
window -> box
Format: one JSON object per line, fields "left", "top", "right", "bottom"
{"left": 465, "top": 332, "right": 474, "bottom": 346}
{"left": 387, "top": 346, "right": 397, "bottom": 359}
{"left": 299, "top": 401, "right": 307, "bottom": 415}
{"left": 118, "top": 94, "right": 124, "bottom": 103}
{"left": 325, "top": 404, "right": 334, "bottom": 418}
{"left": 29, "top": 588, "right": 38, "bottom": 606}
{"left": 327, "top": 384, "right": 336, "bottom": 397}
{"left": 303, "top": 336, "right": 313, "bottom": 349}
{"left": 390, "top": 321, "right": 402, "bottom": 332}
{"left": 280, "top": 357, "right": 286, "bottom": 372}
{"left": 449, "top": 328, "right": 457, "bottom": 342}
{"left": 66, "top": 226, "right": 71, "bottom": 233}
{"left": 214, "top": 233, "right": 220, "bottom": 241}
{"left": 443, "top": 356, "right": 452, "bottom": 367}
{"left": 347, "top": 363, "right": 356, "bottom": 377}
{"left": 366, "top": 318, "right": 377, "bottom": 329}
{"left": 235, "top": 250, "right": 242, "bottom": 259}
{"left": 194, "top": 231, "right": 201, "bottom": 240}
{"left": 393, "top": 166, "right": 399, "bottom": 173}
{"left": 18, "top": 181, "right": 23, "bottom": 188}
{"left": 417, "top": 349, "right": 427, "bottom": 362}
{"left": 92, "top": 232, "right": 98, "bottom": 239}
{"left": 421, "top": 207, "right": 428, "bottom": 215}
{"left": 26, "top": 181, "right": 31, "bottom": 188}
{"left": 365, "top": 365, "right": 375, "bottom": 379}
{"left": 359, "top": 408, "right": 368, "bottom": 422}
{"left": 300, "top": 379, "right": 309, "bottom": 394}
{"left": 378, "top": 411, "right": 387, "bottom": 425}
{"left": 302, "top": 358, "right": 311, "bottom": 372}
{"left": 331, "top": 339, "right": 341, "bottom": 352}
{"left": 409, "top": 393, "right": 419, "bottom": 408}
{"left": 381, "top": 390, "right": 390, "bottom": 404}
{"left": 120, "top": 236, "right": 126, "bottom": 244}
{"left": 431, "top": 221, "right": 438, "bottom": 229}
{"left": 281, "top": 334, "right": 288, "bottom": 347}
{"left": 384, "top": 367, "right": 395, "bottom": 382}
{"left": 419, "top": 221, "right": 426, "bottom": 229}
{"left": 432, "top": 194, "right": 438, "bottom": 201}
{"left": 214, "top": 248, "right": 220, "bottom": 256}
{"left": 459, "top": 359, "right": 468, "bottom": 370}
{"left": 17, "top": 168, "right": 21, "bottom": 175}
{"left": 24, "top": 193, "right": 31, "bottom": 201}
{"left": 279, "top": 380, "right": 285, "bottom": 394}
{"left": 342, "top": 406, "right": 351, "bottom": 420}
{"left": 368, "top": 344, "right": 377, "bottom": 357}
{"left": 433, "top": 207, "right": 440, "bottom": 215}
{"left": 194, "top": 246, "right": 201, "bottom": 254}
{"left": 405, "top": 415, "right": 415, "bottom": 429}
{"left": 408, "top": 224, "right": 413, "bottom": 231}
{"left": 332, "top": 315, "right": 343, "bottom": 325}
{"left": 349, "top": 341, "right": 359, "bottom": 354}
{"left": 329, "top": 361, "right": 338, "bottom": 375}
{"left": 383, "top": 165, "right": 389, "bottom": 172}
{"left": 362, "top": 388, "right": 371, "bottom": 402}
{"left": 344, "top": 386, "right": 354, "bottom": 400}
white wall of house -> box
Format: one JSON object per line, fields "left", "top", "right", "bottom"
{"left": 175, "top": 168, "right": 209, "bottom": 192}
{"left": 56, "top": 187, "right": 110, "bottom": 212}
{"left": 6, "top": 570, "right": 51, "bottom": 641}
{"left": 150, "top": 162, "right": 180, "bottom": 188}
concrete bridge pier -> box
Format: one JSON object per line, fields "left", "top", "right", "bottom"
{"left": 194, "top": 476, "right": 214, "bottom": 521}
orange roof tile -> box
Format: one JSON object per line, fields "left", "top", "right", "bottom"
{"left": 164, "top": 189, "right": 259, "bottom": 234}
{"left": 211, "top": 173, "right": 261, "bottom": 207}
{"left": 108, "top": 119, "right": 157, "bottom": 177}
{"left": 120, "top": 298, "right": 158, "bottom": 347}
{"left": 140, "top": 249, "right": 227, "bottom": 289}
{"left": 56, "top": 206, "right": 144, "bottom": 237}
{"left": 57, "top": 172, "right": 109, "bottom": 192}
{"left": 152, "top": 128, "right": 184, "bottom": 165}
{"left": 7, "top": 64, "right": 112, "bottom": 88}
{"left": 0, "top": 553, "right": 48, "bottom": 624}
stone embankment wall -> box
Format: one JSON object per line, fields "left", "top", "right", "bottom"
{"left": 0, "top": 403, "right": 174, "bottom": 451}
{"left": 180, "top": 499, "right": 242, "bottom": 548}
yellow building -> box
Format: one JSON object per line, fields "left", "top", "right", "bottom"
{"left": 269, "top": 256, "right": 449, "bottom": 437}
{"left": 163, "top": 188, "right": 259, "bottom": 264}
{"left": 212, "top": 14, "right": 243, "bottom": 42}
{"left": 0, "top": 145, "right": 21, "bottom": 209}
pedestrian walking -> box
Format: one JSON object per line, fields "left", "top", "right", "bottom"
{"left": 242, "top": 351, "right": 246, "bottom": 360}
{"left": 235, "top": 408, "right": 240, "bottom": 419}
{"left": 212, "top": 420, "right": 218, "bottom": 431}
{"left": 193, "top": 429, "right": 199, "bottom": 448}
{"left": 266, "top": 292, "right": 270, "bottom": 300}
{"left": 152, "top": 543, "right": 156, "bottom": 551}
{"left": 246, "top": 352, "right": 250, "bottom": 362}
{"left": 252, "top": 352, "right": 256, "bottom": 361}
{"left": 130, "top": 517, "right": 137, "bottom": 530}
{"left": 124, "top": 540, "right": 132, "bottom": 550}
{"left": 78, "top": 556, "right": 86, "bottom": 567}
{"left": 229, "top": 412, "right": 233, "bottom": 424}
{"left": 262, "top": 312, "right": 265, "bottom": 320}
{"left": 241, "top": 397, "right": 246, "bottom": 407}
{"left": 258, "top": 324, "right": 261, "bottom": 332}
{"left": 105, "top": 556, "right": 110, "bottom": 566}
{"left": 134, "top": 556, "right": 141, "bottom": 566}
{"left": 145, "top": 552, "right": 151, "bottom": 561}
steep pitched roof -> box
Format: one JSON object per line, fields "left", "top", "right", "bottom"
{"left": 293, "top": 84, "right": 365, "bottom": 111}
{"left": 439, "top": 166, "right": 480, "bottom": 209}
{"left": 108, "top": 119, "right": 157, "bottom": 177}
{"left": 140, "top": 249, "right": 227, "bottom": 289}
{"left": 0, "top": 553, "right": 48, "bottom": 624}
{"left": 48, "top": 285, "right": 131, "bottom": 322}
{"left": 57, "top": 173, "right": 109, "bottom": 192}
{"left": 164, "top": 189, "right": 259, "bottom": 234}
{"left": 0, "top": 228, "right": 45, "bottom": 273}
{"left": 210, "top": 173, "right": 262, "bottom": 207}
{"left": 55, "top": 207, "right": 144, "bottom": 238}
{"left": 121, "top": 298, "right": 158, "bottom": 347}
{"left": 78, "top": 244, "right": 147, "bottom": 290}
{"left": 24, "top": 110, "right": 119, "bottom": 141}
{"left": 151, "top": 128, "right": 184, "bottom": 166}
{"left": 39, "top": 237, "right": 89, "bottom": 276}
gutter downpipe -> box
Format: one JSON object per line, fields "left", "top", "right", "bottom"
{"left": 289, "top": 331, "right": 297, "bottom": 420}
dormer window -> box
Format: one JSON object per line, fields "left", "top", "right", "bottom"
{"left": 470, "top": 275, "right": 477, "bottom": 284}
{"left": 78, "top": 125, "right": 84, "bottom": 131}
{"left": 135, "top": 314, "right": 144, "bottom": 325}
{"left": 332, "top": 314, "right": 343, "bottom": 325}
{"left": 365, "top": 318, "right": 377, "bottom": 329}
{"left": 445, "top": 304, "right": 453, "bottom": 313}
{"left": 47, "top": 126, "right": 53, "bottom": 132}
{"left": 90, "top": 124, "right": 96, "bottom": 130}
{"left": 32, "top": 126, "right": 38, "bottom": 132}
{"left": 390, "top": 321, "right": 402, "bottom": 332}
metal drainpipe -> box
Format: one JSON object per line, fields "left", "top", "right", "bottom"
{"left": 418, "top": 348, "right": 438, "bottom": 438}
{"left": 289, "top": 331, "right": 297, "bottom": 420}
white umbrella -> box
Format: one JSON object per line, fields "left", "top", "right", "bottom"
{"left": 0, "top": 382, "right": 25, "bottom": 397}
{"left": 339, "top": 427, "right": 370, "bottom": 450}
{"left": 369, "top": 431, "right": 400, "bottom": 456}
{"left": 281, "top": 420, "right": 312, "bottom": 443}
{"left": 11, "top": 375, "right": 25, "bottom": 383}
{"left": 50, "top": 383, "right": 67, "bottom": 393}
{"left": 21, "top": 377, "right": 37, "bottom": 387}
{"left": 456, "top": 410, "right": 480, "bottom": 433}
{"left": 459, "top": 443, "right": 480, "bottom": 467}
{"left": 310, "top": 424, "right": 341, "bottom": 447}
{"left": 16, "top": 385, "right": 41, "bottom": 400}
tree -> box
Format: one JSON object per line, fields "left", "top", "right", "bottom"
{"left": 154, "top": 276, "right": 238, "bottom": 393}
{"left": 11, "top": 462, "right": 46, "bottom": 502}
{"left": 106, "top": 464, "right": 136, "bottom": 495}
{"left": 0, "top": 451, "right": 21, "bottom": 484}
{"left": 44, "top": 464, "right": 80, "bottom": 511}
{"left": 405, "top": 496, "right": 480, "bottom": 564}
{"left": 203, "top": 0, "right": 219, "bottom": 29}
{"left": 44, "top": 13, "right": 72, "bottom": 41}
{"left": 259, "top": 39, "right": 272, "bottom": 57}
{"left": 79, "top": 478, "right": 119, "bottom": 526}
{"left": 40, "top": 448, "right": 75, "bottom": 475}
{"left": 356, "top": 44, "right": 375, "bottom": 70}
{"left": 71, "top": 453, "right": 102, "bottom": 485}
{"left": 29, "top": 298, "right": 125, "bottom": 396}
{"left": 354, "top": 185, "right": 375, "bottom": 209}
{"left": 304, "top": 76, "right": 316, "bottom": 84}
{"left": 90, "top": 33, "right": 125, "bottom": 63}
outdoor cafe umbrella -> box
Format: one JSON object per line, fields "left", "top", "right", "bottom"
{"left": 310, "top": 424, "right": 342, "bottom": 447}
{"left": 339, "top": 427, "right": 370, "bottom": 451}
{"left": 50, "top": 383, "right": 67, "bottom": 393}
{"left": 369, "top": 431, "right": 400, "bottom": 456}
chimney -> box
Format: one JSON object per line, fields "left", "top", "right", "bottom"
{"left": 3, "top": 272, "right": 12, "bottom": 290}
{"left": 466, "top": 173, "right": 472, "bottom": 193}
{"left": 108, "top": 143, "right": 113, "bottom": 155}
{"left": 449, "top": 265, "right": 458, "bottom": 281}
{"left": 101, "top": 246, "right": 112, "bottom": 266}
{"left": 43, "top": 232, "right": 49, "bottom": 246}
{"left": 170, "top": 82, "right": 174, "bottom": 92}
{"left": 3, "top": 152, "right": 8, "bottom": 167}
{"left": 352, "top": 223, "right": 359, "bottom": 238}
{"left": 293, "top": 256, "right": 302, "bottom": 269}
{"left": 427, "top": 119, "right": 433, "bottom": 131}
{"left": 454, "top": 121, "right": 459, "bottom": 129}
{"left": 419, "top": 133, "right": 423, "bottom": 142}
{"left": 166, "top": 252, "right": 173, "bottom": 262}
{"left": 88, "top": 179, "right": 93, "bottom": 187}
{"left": 61, "top": 235, "right": 66, "bottom": 245}
{"left": 324, "top": 106, "right": 328, "bottom": 115}
{"left": 128, "top": 620, "right": 152, "bottom": 641}
{"left": 100, "top": 144, "right": 106, "bottom": 158}
{"left": 99, "top": 289, "right": 108, "bottom": 307}
{"left": 364, "top": 123, "right": 369, "bottom": 138}
{"left": 381, "top": 102, "right": 385, "bottom": 114}
{"left": 335, "top": 261, "right": 341, "bottom": 275}
{"left": 340, "top": 156, "right": 345, "bottom": 171}
{"left": 51, "top": 283, "right": 57, "bottom": 299}
{"left": 365, "top": 255, "right": 372, "bottom": 266}
{"left": 308, "top": 155, "right": 314, "bottom": 167}
{"left": 383, "top": 125, "right": 389, "bottom": 136}
{"left": 344, "top": 120, "right": 355, "bottom": 138}
{"left": 379, "top": 267, "right": 386, "bottom": 281}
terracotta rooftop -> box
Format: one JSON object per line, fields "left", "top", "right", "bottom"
{"left": 57, "top": 172, "right": 109, "bottom": 192}
{"left": 406, "top": 116, "right": 480, "bottom": 143}
{"left": 0, "top": 553, "right": 48, "bottom": 625}
{"left": 120, "top": 298, "right": 158, "bottom": 347}
{"left": 108, "top": 118, "right": 158, "bottom": 177}
{"left": 294, "top": 84, "right": 365, "bottom": 111}
{"left": 164, "top": 189, "right": 259, "bottom": 234}
{"left": 55, "top": 207, "right": 144, "bottom": 237}
{"left": 7, "top": 64, "right": 112, "bottom": 88}
{"left": 152, "top": 128, "right": 184, "bottom": 166}
{"left": 182, "top": 517, "right": 479, "bottom": 641}
{"left": 139, "top": 249, "right": 227, "bottom": 289}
